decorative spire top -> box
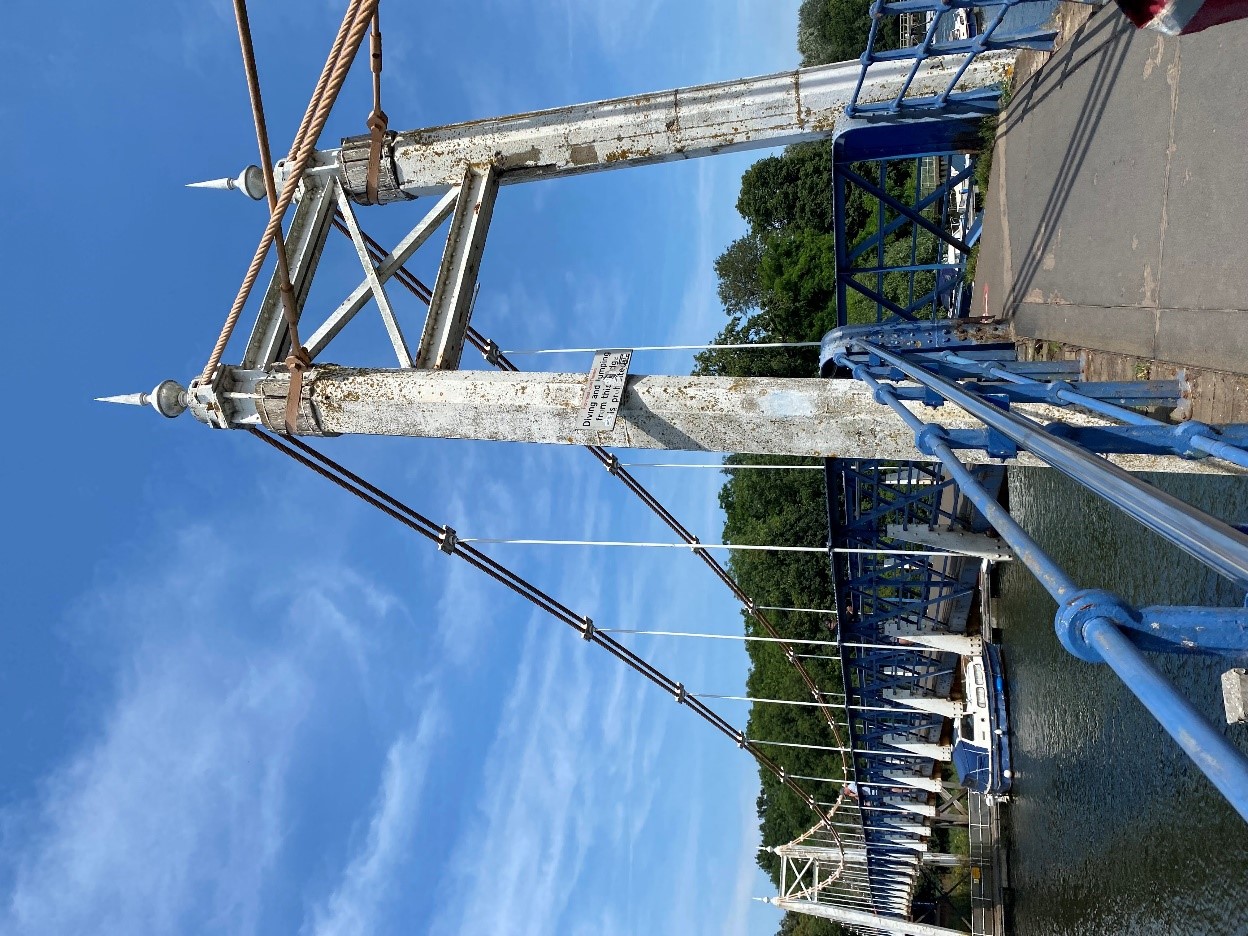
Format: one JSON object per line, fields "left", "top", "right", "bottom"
{"left": 185, "top": 165, "right": 267, "bottom": 201}
{"left": 95, "top": 392, "right": 148, "bottom": 407}
{"left": 95, "top": 380, "right": 188, "bottom": 419}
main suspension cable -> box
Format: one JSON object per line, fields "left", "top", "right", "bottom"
{"left": 249, "top": 427, "right": 844, "bottom": 832}
{"left": 332, "top": 217, "right": 857, "bottom": 830}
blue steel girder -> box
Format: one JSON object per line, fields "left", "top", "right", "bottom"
{"left": 840, "top": 165, "right": 974, "bottom": 255}
{"left": 869, "top": 32, "right": 1059, "bottom": 62}
{"left": 843, "top": 566, "right": 966, "bottom": 595}
{"left": 841, "top": 494, "right": 956, "bottom": 529}
{"left": 833, "top": 151, "right": 978, "bottom": 326}
{"left": 847, "top": 649, "right": 950, "bottom": 679}
{"left": 845, "top": 476, "right": 959, "bottom": 523}
{"left": 825, "top": 458, "right": 1001, "bottom": 912}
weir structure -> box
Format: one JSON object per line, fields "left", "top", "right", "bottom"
{"left": 104, "top": 1, "right": 1248, "bottom": 933}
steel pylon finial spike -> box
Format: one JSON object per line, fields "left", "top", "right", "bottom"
{"left": 185, "top": 165, "right": 266, "bottom": 200}
{"left": 95, "top": 381, "right": 188, "bottom": 419}
{"left": 95, "top": 392, "right": 149, "bottom": 407}
{"left": 186, "top": 177, "right": 236, "bottom": 191}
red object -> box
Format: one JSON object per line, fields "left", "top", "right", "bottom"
{"left": 1116, "top": 0, "right": 1248, "bottom": 34}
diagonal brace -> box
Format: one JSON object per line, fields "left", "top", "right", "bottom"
{"left": 846, "top": 161, "right": 975, "bottom": 265}
{"left": 305, "top": 187, "right": 459, "bottom": 359}
{"left": 242, "top": 178, "right": 338, "bottom": 368}
{"left": 333, "top": 186, "right": 415, "bottom": 367}
{"left": 416, "top": 164, "right": 499, "bottom": 370}
{"left": 840, "top": 166, "right": 972, "bottom": 256}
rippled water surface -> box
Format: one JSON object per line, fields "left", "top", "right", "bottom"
{"left": 1000, "top": 469, "right": 1248, "bottom": 936}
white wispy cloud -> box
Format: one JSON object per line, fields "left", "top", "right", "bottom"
{"left": 171, "top": 0, "right": 233, "bottom": 73}
{"left": 0, "top": 512, "right": 427, "bottom": 936}
{"left": 303, "top": 703, "right": 446, "bottom": 936}
{"left": 429, "top": 620, "right": 594, "bottom": 936}
{"left": 719, "top": 781, "right": 770, "bottom": 936}
{"left": 427, "top": 499, "right": 672, "bottom": 936}
{"left": 2, "top": 635, "right": 310, "bottom": 936}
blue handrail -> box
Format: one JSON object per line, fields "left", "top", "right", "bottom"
{"left": 829, "top": 337, "right": 1248, "bottom": 822}
{"left": 861, "top": 341, "right": 1248, "bottom": 587}
{"left": 847, "top": 0, "right": 1064, "bottom": 118}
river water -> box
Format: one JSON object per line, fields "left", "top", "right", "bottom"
{"left": 998, "top": 469, "right": 1248, "bottom": 935}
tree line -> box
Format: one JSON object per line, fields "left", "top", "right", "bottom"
{"left": 703, "top": 5, "right": 920, "bottom": 934}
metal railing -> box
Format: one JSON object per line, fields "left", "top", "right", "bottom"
{"left": 835, "top": 152, "right": 981, "bottom": 326}
{"left": 847, "top": 0, "right": 1062, "bottom": 118}
{"left": 823, "top": 326, "right": 1248, "bottom": 822}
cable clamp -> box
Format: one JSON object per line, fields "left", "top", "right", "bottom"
{"left": 363, "top": 11, "right": 389, "bottom": 205}
{"left": 673, "top": 682, "right": 686, "bottom": 704}
{"left": 736, "top": 731, "right": 747, "bottom": 749}
{"left": 690, "top": 535, "right": 705, "bottom": 554}
{"left": 581, "top": 616, "right": 595, "bottom": 641}
{"left": 914, "top": 424, "right": 949, "bottom": 457}
{"left": 438, "top": 525, "right": 458, "bottom": 555}
{"left": 282, "top": 345, "right": 313, "bottom": 436}
{"left": 482, "top": 338, "right": 501, "bottom": 367}
{"left": 1054, "top": 588, "right": 1139, "bottom": 663}
{"left": 1045, "top": 380, "right": 1077, "bottom": 406}
{"left": 606, "top": 454, "right": 620, "bottom": 475}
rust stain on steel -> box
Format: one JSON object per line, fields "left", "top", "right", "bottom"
{"left": 604, "top": 146, "right": 654, "bottom": 163}
{"left": 810, "top": 103, "right": 845, "bottom": 133}
{"left": 793, "top": 70, "right": 806, "bottom": 129}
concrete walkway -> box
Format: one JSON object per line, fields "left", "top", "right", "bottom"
{"left": 974, "top": 6, "right": 1248, "bottom": 379}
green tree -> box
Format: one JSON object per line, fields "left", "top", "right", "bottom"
{"left": 798, "top": 0, "right": 898, "bottom": 66}
{"left": 757, "top": 229, "right": 838, "bottom": 339}
{"left": 779, "top": 910, "right": 845, "bottom": 935}
{"left": 715, "top": 231, "right": 768, "bottom": 315}
{"left": 692, "top": 316, "right": 819, "bottom": 379}
{"left": 736, "top": 143, "right": 836, "bottom": 234}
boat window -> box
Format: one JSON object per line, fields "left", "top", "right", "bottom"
{"left": 976, "top": 686, "right": 987, "bottom": 707}
{"left": 960, "top": 714, "right": 975, "bottom": 739}
{"left": 973, "top": 662, "right": 985, "bottom": 686}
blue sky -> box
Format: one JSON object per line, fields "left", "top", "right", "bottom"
{"left": 1, "top": 1, "right": 809, "bottom": 934}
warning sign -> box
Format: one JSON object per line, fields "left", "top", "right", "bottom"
{"left": 578, "top": 349, "right": 632, "bottom": 432}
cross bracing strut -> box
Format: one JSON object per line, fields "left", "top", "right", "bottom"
{"left": 246, "top": 52, "right": 1012, "bottom": 370}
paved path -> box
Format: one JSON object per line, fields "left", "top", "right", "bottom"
{"left": 974, "top": 6, "right": 1248, "bottom": 378}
